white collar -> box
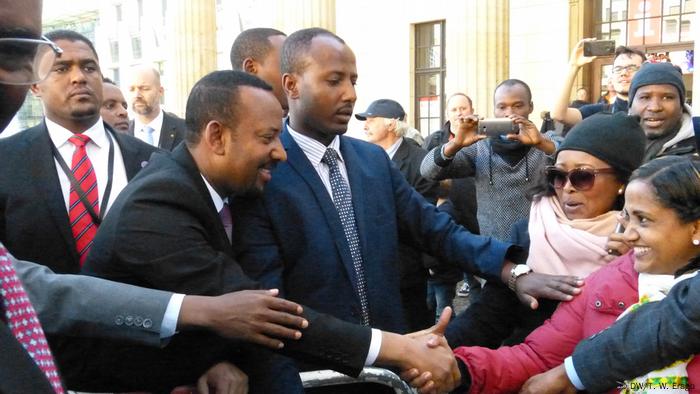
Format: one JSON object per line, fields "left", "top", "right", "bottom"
{"left": 134, "top": 109, "right": 164, "bottom": 133}
{"left": 200, "top": 174, "right": 227, "bottom": 213}
{"left": 385, "top": 137, "right": 403, "bottom": 159}
{"left": 45, "top": 117, "right": 107, "bottom": 149}
{"left": 286, "top": 123, "right": 343, "bottom": 166}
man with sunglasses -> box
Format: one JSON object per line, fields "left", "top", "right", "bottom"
{"left": 552, "top": 41, "right": 646, "bottom": 127}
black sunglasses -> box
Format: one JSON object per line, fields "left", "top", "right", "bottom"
{"left": 544, "top": 166, "right": 616, "bottom": 191}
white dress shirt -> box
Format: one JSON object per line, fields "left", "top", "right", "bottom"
{"left": 45, "top": 116, "right": 182, "bottom": 339}
{"left": 46, "top": 117, "right": 129, "bottom": 215}
{"left": 286, "top": 124, "right": 382, "bottom": 366}
{"left": 133, "top": 109, "right": 164, "bottom": 147}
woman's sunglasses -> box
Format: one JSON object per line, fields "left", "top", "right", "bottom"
{"left": 544, "top": 166, "right": 616, "bottom": 191}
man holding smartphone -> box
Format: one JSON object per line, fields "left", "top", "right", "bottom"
{"left": 552, "top": 40, "right": 646, "bottom": 127}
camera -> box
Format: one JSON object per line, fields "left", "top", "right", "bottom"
{"left": 583, "top": 40, "right": 616, "bottom": 57}
{"left": 477, "top": 118, "right": 515, "bottom": 137}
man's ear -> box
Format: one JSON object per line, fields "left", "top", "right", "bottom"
{"left": 202, "top": 120, "right": 226, "bottom": 155}
{"left": 242, "top": 58, "right": 257, "bottom": 74}
{"left": 283, "top": 73, "right": 299, "bottom": 99}
{"left": 30, "top": 83, "right": 41, "bottom": 97}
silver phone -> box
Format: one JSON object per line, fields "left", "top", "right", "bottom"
{"left": 477, "top": 118, "right": 515, "bottom": 137}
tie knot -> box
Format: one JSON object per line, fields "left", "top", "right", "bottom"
{"left": 321, "top": 148, "right": 339, "bottom": 167}
{"left": 68, "top": 134, "right": 91, "bottom": 148}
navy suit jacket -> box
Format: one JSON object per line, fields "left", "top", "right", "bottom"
{"left": 233, "top": 126, "right": 513, "bottom": 334}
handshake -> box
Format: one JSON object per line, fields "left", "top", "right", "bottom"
{"left": 377, "top": 308, "right": 462, "bottom": 394}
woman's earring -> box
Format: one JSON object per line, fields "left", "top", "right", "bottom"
{"left": 618, "top": 187, "right": 624, "bottom": 195}
{"left": 693, "top": 239, "right": 700, "bottom": 246}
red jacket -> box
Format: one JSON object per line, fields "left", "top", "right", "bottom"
{"left": 454, "top": 252, "right": 700, "bottom": 393}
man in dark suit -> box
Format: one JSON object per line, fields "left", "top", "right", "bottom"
{"left": 83, "top": 70, "right": 461, "bottom": 392}
{"left": 357, "top": 98, "right": 438, "bottom": 330}
{"left": 0, "top": 29, "right": 157, "bottom": 274}
{"left": 127, "top": 65, "right": 186, "bottom": 151}
{"left": 232, "top": 30, "right": 536, "bottom": 370}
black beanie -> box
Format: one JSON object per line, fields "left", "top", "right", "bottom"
{"left": 629, "top": 62, "right": 685, "bottom": 106}
{"left": 557, "top": 112, "right": 645, "bottom": 176}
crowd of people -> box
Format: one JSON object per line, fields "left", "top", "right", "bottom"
{"left": 1, "top": 1, "right": 700, "bottom": 393}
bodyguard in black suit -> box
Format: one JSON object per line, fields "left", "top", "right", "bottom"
{"left": 127, "top": 65, "right": 185, "bottom": 151}
{"left": 0, "top": 122, "right": 156, "bottom": 274}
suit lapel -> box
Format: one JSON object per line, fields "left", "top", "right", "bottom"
{"left": 171, "top": 145, "right": 232, "bottom": 251}
{"left": 280, "top": 128, "right": 361, "bottom": 287}
{"left": 112, "top": 127, "right": 148, "bottom": 180}
{"left": 391, "top": 138, "right": 409, "bottom": 170}
{"left": 157, "top": 113, "right": 176, "bottom": 151}
{"left": 26, "top": 123, "right": 78, "bottom": 261}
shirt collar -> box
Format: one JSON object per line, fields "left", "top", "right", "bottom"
{"left": 286, "top": 122, "right": 343, "bottom": 165}
{"left": 134, "top": 109, "right": 164, "bottom": 134}
{"left": 200, "top": 174, "right": 227, "bottom": 213}
{"left": 385, "top": 137, "right": 404, "bottom": 159}
{"left": 45, "top": 117, "right": 108, "bottom": 149}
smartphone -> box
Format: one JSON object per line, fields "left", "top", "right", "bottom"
{"left": 608, "top": 222, "right": 625, "bottom": 256}
{"left": 583, "top": 40, "right": 616, "bottom": 57}
{"left": 477, "top": 118, "right": 515, "bottom": 137}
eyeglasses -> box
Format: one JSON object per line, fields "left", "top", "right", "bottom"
{"left": 612, "top": 64, "right": 640, "bottom": 75}
{"left": 0, "top": 36, "right": 63, "bottom": 85}
{"left": 544, "top": 166, "right": 617, "bottom": 191}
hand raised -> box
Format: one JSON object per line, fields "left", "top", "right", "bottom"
{"left": 506, "top": 115, "right": 542, "bottom": 146}
{"left": 170, "top": 361, "right": 249, "bottom": 394}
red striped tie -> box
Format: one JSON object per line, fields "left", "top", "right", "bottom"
{"left": 67, "top": 134, "right": 99, "bottom": 266}
{"left": 0, "top": 245, "right": 65, "bottom": 393}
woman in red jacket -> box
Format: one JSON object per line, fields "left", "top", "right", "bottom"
{"left": 446, "top": 156, "right": 700, "bottom": 393}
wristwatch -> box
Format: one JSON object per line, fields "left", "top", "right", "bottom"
{"left": 508, "top": 264, "right": 532, "bottom": 291}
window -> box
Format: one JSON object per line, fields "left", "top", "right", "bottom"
{"left": 594, "top": 0, "right": 695, "bottom": 45}
{"left": 414, "top": 21, "right": 445, "bottom": 136}
{"left": 110, "top": 40, "right": 119, "bottom": 63}
{"left": 131, "top": 36, "right": 142, "bottom": 59}
{"left": 137, "top": 0, "right": 144, "bottom": 26}
{"left": 115, "top": 4, "right": 122, "bottom": 22}
{"left": 112, "top": 68, "right": 120, "bottom": 85}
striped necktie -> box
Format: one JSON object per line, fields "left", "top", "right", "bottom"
{"left": 0, "top": 245, "right": 64, "bottom": 393}
{"left": 67, "top": 134, "right": 99, "bottom": 266}
{"left": 321, "top": 147, "right": 370, "bottom": 326}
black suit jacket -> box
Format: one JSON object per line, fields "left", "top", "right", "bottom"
{"left": 128, "top": 111, "right": 186, "bottom": 151}
{"left": 0, "top": 121, "right": 158, "bottom": 274}
{"left": 83, "top": 144, "right": 371, "bottom": 377}
{"left": 392, "top": 138, "right": 438, "bottom": 204}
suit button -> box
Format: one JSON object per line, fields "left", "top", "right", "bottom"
{"left": 125, "top": 315, "right": 134, "bottom": 326}
{"left": 134, "top": 316, "right": 143, "bottom": 326}
{"left": 143, "top": 318, "right": 153, "bottom": 329}
{"left": 115, "top": 315, "right": 124, "bottom": 325}
{"left": 594, "top": 300, "right": 602, "bottom": 308}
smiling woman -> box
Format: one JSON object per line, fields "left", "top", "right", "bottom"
{"left": 448, "top": 155, "right": 700, "bottom": 394}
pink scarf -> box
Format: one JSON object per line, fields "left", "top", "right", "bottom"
{"left": 526, "top": 195, "right": 618, "bottom": 278}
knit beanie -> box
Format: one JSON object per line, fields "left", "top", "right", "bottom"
{"left": 629, "top": 62, "right": 685, "bottom": 106}
{"left": 557, "top": 112, "right": 645, "bottom": 176}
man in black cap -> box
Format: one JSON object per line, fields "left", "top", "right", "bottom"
{"left": 357, "top": 98, "right": 438, "bottom": 330}
{"left": 627, "top": 62, "right": 695, "bottom": 162}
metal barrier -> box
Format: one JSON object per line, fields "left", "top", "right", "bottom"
{"left": 300, "top": 367, "right": 417, "bottom": 394}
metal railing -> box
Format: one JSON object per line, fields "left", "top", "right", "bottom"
{"left": 300, "top": 367, "right": 417, "bottom": 393}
